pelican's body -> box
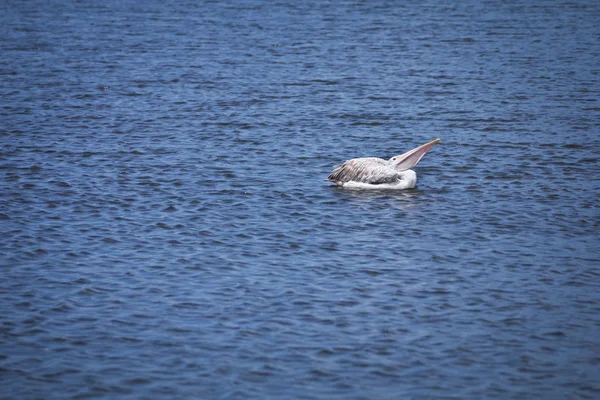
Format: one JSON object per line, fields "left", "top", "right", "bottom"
{"left": 329, "top": 158, "right": 418, "bottom": 189}
{"left": 328, "top": 138, "right": 440, "bottom": 189}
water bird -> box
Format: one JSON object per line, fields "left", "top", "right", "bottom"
{"left": 328, "top": 138, "right": 441, "bottom": 189}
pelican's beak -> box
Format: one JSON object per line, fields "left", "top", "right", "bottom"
{"left": 392, "top": 138, "right": 440, "bottom": 171}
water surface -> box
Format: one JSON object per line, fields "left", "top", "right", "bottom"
{"left": 1, "top": 0, "right": 599, "bottom": 399}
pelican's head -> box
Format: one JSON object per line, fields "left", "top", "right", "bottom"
{"left": 388, "top": 138, "right": 440, "bottom": 171}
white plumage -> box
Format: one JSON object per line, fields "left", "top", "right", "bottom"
{"left": 328, "top": 138, "right": 440, "bottom": 189}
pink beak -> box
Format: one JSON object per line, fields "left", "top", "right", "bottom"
{"left": 392, "top": 138, "right": 441, "bottom": 171}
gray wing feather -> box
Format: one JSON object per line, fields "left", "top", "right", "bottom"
{"left": 328, "top": 158, "right": 399, "bottom": 184}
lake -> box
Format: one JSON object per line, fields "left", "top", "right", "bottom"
{"left": 1, "top": 0, "right": 599, "bottom": 398}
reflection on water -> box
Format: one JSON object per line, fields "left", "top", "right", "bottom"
{"left": 332, "top": 186, "right": 424, "bottom": 212}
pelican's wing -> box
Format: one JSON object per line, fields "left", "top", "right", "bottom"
{"left": 328, "top": 158, "right": 398, "bottom": 184}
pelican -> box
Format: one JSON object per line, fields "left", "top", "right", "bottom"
{"left": 328, "top": 138, "right": 440, "bottom": 189}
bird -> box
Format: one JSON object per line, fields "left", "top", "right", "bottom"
{"left": 328, "top": 138, "right": 440, "bottom": 189}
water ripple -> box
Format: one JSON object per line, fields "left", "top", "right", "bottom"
{"left": 1, "top": 0, "right": 600, "bottom": 399}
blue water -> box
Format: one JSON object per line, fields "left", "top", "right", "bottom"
{"left": 1, "top": 1, "right": 599, "bottom": 398}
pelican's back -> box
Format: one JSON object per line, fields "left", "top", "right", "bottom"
{"left": 328, "top": 157, "right": 398, "bottom": 184}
